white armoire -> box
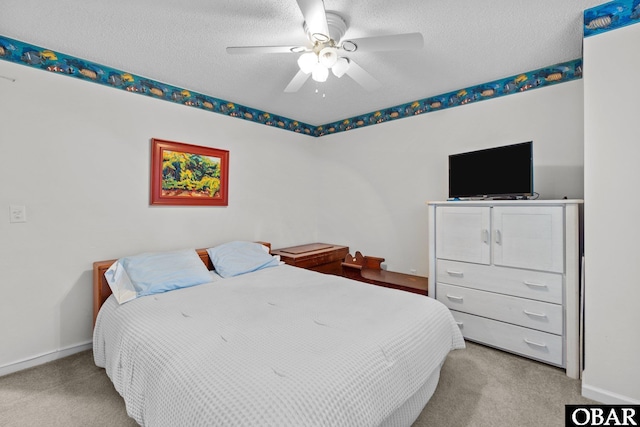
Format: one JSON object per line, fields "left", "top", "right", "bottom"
{"left": 428, "top": 200, "right": 582, "bottom": 378}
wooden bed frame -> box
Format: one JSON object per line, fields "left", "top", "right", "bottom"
{"left": 92, "top": 243, "right": 271, "bottom": 326}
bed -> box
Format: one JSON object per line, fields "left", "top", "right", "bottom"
{"left": 93, "top": 243, "right": 465, "bottom": 427}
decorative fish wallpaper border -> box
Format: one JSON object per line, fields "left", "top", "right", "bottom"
{"left": 584, "top": 0, "right": 640, "bottom": 37}
{"left": 314, "top": 59, "right": 582, "bottom": 136}
{"left": 0, "top": 34, "right": 582, "bottom": 138}
{"left": 0, "top": 35, "right": 317, "bottom": 136}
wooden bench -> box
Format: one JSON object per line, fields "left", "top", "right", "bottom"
{"left": 341, "top": 251, "right": 428, "bottom": 296}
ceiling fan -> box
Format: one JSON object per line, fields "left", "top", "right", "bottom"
{"left": 226, "top": 0, "right": 424, "bottom": 93}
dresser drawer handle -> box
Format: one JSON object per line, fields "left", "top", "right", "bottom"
{"left": 446, "top": 270, "right": 464, "bottom": 277}
{"left": 523, "top": 310, "right": 547, "bottom": 318}
{"left": 523, "top": 281, "right": 548, "bottom": 289}
{"left": 455, "top": 321, "right": 464, "bottom": 328}
{"left": 524, "top": 338, "right": 547, "bottom": 348}
{"left": 446, "top": 294, "right": 464, "bottom": 301}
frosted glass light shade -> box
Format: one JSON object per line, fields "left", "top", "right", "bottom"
{"left": 297, "top": 52, "right": 317, "bottom": 74}
{"left": 331, "top": 57, "right": 350, "bottom": 78}
{"left": 318, "top": 47, "right": 338, "bottom": 68}
{"left": 311, "top": 63, "right": 329, "bottom": 82}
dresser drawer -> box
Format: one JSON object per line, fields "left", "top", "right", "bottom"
{"left": 436, "top": 283, "right": 563, "bottom": 334}
{"left": 451, "top": 311, "right": 564, "bottom": 366}
{"left": 436, "top": 259, "right": 563, "bottom": 304}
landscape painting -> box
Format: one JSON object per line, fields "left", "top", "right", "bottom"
{"left": 150, "top": 138, "right": 229, "bottom": 206}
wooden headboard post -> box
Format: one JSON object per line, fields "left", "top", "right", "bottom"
{"left": 92, "top": 242, "right": 271, "bottom": 327}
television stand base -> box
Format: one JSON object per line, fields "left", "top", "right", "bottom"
{"left": 448, "top": 195, "right": 530, "bottom": 201}
{"left": 487, "top": 195, "right": 529, "bottom": 201}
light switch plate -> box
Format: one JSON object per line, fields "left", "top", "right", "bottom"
{"left": 10, "top": 205, "right": 26, "bottom": 223}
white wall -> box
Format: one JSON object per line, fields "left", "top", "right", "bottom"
{"left": 583, "top": 23, "right": 640, "bottom": 404}
{"left": 311, "top": 81, "right": 585, "bottom": 275}
{"left": 0, "top": 59, "right": 319, "bottom": 371}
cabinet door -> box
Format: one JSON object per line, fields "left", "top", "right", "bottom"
{"left": 492, "top": 206, "right": 564, "bottom": 273}
{"left": 436, "top": 206, "right": 491, "bottom": 265}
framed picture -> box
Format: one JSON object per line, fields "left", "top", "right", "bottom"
{"left": 150, "top": 138, "right": 229, "bottom": 206}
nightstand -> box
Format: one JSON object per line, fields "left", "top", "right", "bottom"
{"left": 271, "top": 243, "right": 349, "bottom": 276}
{"left": 342, "top": 252, "right": 428, "bottom": 296}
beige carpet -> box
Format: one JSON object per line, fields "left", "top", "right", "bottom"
{"left": 0, "top": 341, "right": 594, "bottom": 427}
{"left": 414, "top": 342, "right": 594, "bottom": 427}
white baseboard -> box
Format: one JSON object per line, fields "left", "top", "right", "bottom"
{"left": 582, "top": 382, "right": 640, "bottom": 404}
{"left": 0, "top": 341, "right": 92, "bottom": 377}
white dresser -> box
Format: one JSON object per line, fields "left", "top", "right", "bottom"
{"left": 427, "top": 200, "right": 582, "bottom": 378}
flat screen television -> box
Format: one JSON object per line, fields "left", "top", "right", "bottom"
{"left": 448, "top": 141, "right": 533, "bottom": 199}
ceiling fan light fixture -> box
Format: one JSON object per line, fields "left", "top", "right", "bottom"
{"left": 311, "top": 62, "right": 329, "bottom": 82}
{"left": 331, "top": 57, "right": 350, "bottom": 78}
{"left": 318, "top": 46, "right": 338, "bottom": 68}
{"left": 297, "top": 52, "right": 317, "bottom": 74}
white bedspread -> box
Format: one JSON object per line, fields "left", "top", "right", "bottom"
{"left": 94, "top": 265, "right": 464, "bottom": 427}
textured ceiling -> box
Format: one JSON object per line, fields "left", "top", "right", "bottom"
{"left": 1, "top": 0, "right": 605, "bottom": 125}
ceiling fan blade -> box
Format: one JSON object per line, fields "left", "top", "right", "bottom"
{"left": 226, "top": 45, "right": 307, "bottom": 55}
{"left": 341, "top": 33, "right": 424, "bottom": 52}
{"left": 345, "top": 59, "right": 381, "bottom": 91}
{"left": 296, "top": 0, "right": 330, "bottom": 42}
{"left": 284, "top": 69, "right": 311, "bottom": 93}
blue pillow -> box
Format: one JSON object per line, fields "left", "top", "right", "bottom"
{"left": 105, "top": 249, "right": 213, "bottom": 304}
{"left": 207, "top": 241, "right": 280, "bottom": 278}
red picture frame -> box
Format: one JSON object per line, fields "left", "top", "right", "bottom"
{"left": 150, "top": 138, "right": 229, "bottom": 206}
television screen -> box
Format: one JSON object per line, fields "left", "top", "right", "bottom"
{"left": 448, "top": 141, "right": 533, "bottom": 199}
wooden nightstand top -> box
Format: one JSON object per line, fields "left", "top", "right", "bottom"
{"left": 272, "top": 243, "right": 349, "bottom": 275}
{"left": 274, "top": 243, "right": 335, "bottom": 255}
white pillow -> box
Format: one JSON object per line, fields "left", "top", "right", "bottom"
{"left": 105, "top": 249, "right": 213, "bottom": 304}
{"left": 104, "top": 261, "right": 137, "bottom": 305}
{"left": 207, "top": 241, "right": 280, "bottom": 278}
